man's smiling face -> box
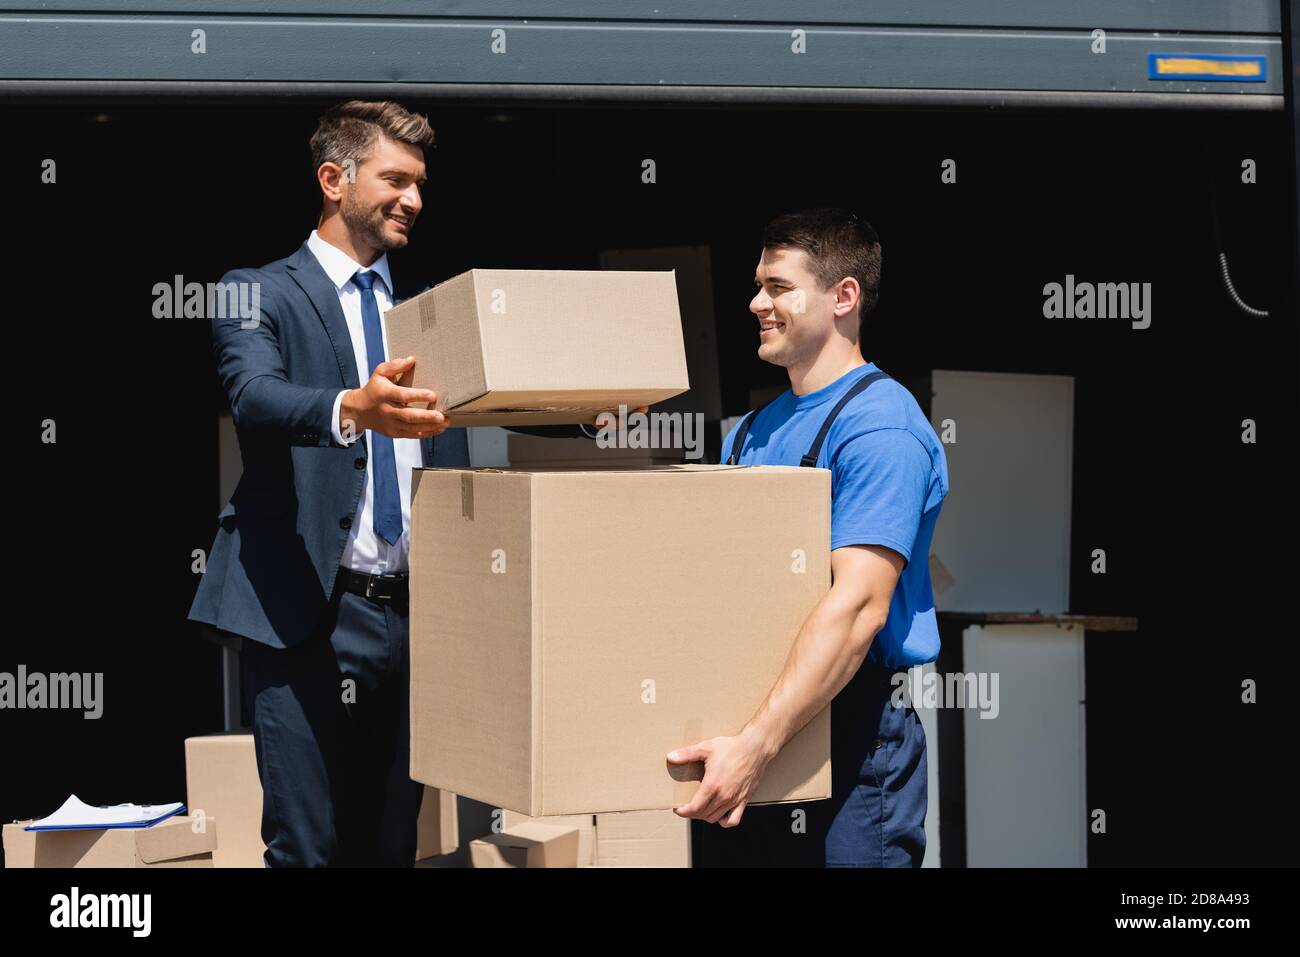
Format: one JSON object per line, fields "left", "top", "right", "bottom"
{"left": 750, "top": 246, "right": 838, "bottom": 369}
{"left": 339, "top": 133, "right": 426, "bottom": 252}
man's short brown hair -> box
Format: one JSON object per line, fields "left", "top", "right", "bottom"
{"left": 309, "top": 100, "right": 435, "bottom": 175}
{"left": 762, "top": 207, "right": 883, "bottom": 329}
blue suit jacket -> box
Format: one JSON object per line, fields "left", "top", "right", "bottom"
{"left": 188, "top": 242, "right": 471, "bottom": 649}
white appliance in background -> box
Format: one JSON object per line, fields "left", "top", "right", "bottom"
{"left": 961, "top": 623, "right": 1087, "bottom": 867}
{"left": 926, "top": 371, "right": 1080, "bottom": 867}
{"left": 929, "top": 370, "right": 1074, "bottom": 614}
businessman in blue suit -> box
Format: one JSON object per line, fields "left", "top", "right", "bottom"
{"left": 189, "top": 100, "right": 607, "bottom": 866}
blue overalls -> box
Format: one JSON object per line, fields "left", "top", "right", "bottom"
{"left": 728, "top": 370, "right": 930, "bottom": 867}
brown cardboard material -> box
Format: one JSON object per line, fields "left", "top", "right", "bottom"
{"left": 596, "top": 809, "right": 692, "bottom": 868}
{"left": 184, "top": 732, "right": 265, "bottom": 868}
{"left": 384, "top": 269, "right": 690, "bottom": 427}
{"left": 409, "top": 464, "right": 832, "bottom": 816}
{"left": 185, "top": 731, "right": 457, "bottom": 866}
{"left": 469, "top": 822, "right": 580, "bottom": 868}
{"left": 501, "top": 809, "right": 688, "bottom": 867}
{"left": 3, "top": 816, "right": 216, "bottom": 868}
{"left": 416, "top": 787, "right": 459, "bottom": 860}
{"left": 501, "top": 810, "right": 597, "bottom": 867}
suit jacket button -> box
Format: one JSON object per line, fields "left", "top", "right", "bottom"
{"left": 354, "top": 457, "right": 366, "bottom": 470}
{"left": 339, "top": 516, "right": 353, "bottom": 530}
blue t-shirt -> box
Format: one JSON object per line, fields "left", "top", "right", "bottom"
{"left": 722, "top": 363, "right": 949, "bottom": 668}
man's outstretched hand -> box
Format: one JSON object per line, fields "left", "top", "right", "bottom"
{"left": 339, "top": 355, "right": 450, "bottom": 441}
{"left": 342, "top": 360, "right": 650, "bottom": 442}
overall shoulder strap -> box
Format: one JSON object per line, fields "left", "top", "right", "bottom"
{"left": 800, "top": 369, "right": 892, "bottom": 467}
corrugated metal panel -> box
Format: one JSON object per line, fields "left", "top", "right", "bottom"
{"left": 0, "top": 17, "right": 1282, "bottom": 95}
{"left": 0, "top": 1, "right": 1282, "bottom": 33}
{"left": 0, "top": 3, "right": 1282, "bottom": 106}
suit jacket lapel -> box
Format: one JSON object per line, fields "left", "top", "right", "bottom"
{"left": 285, "top": 242, "right": 361, "bottom": 390}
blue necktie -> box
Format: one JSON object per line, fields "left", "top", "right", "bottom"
{"left": 352, "top": 270, "right": 403, "bottom": 547}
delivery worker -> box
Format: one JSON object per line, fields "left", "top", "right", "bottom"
{"left": 668, "top": 207, "right": 948, "bottom": 867}
{"left": 188, "top": 100, "right": 632, "bottom": 867}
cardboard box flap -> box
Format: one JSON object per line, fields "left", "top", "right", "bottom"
{"left": 135, "top": 816, "right": 217, "bottom": 864}
{"left": 387, "top": 270, "right": 488, "bottom": 411}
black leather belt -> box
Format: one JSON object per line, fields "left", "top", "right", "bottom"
{"left": 339, "top": 567, "right": 409, "bottom": 603}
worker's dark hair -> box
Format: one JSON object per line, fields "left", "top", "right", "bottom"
{"left": 309, "top": 100, "right": 435, "bottom": 176}
{"left": 762, "top": 207, "right": 882, "bottom": 331}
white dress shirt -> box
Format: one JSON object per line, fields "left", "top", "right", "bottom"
{"left": 307, "top": 229, "right": 424, "bottom": 575}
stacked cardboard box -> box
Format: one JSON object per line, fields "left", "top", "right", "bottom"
{"left": 184, "top": 732, "right": 457, "bottom": 866}
{"left": 500, "top": 809, "right": 691, "bottom": 867}
{"left": 4, "top": 815, "right": 216, "bottom": 868}
{"left": 469, "top": 821, "right": 581, "bottom": 868}
{"left": 409, "top": 463, "right": 833, "bottom": 817}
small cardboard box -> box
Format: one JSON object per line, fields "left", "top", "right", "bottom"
{"left": 185, "top": 732, "right": 265, "bottom": 868}
{"left": 384, "top": 269, "right": 690, "bottom": 427}
{"left": 504, "top": 808, "right": 690, "bottom": 867}
{"left": 185, "top": 731, "right": 457, "bottom": 866}
{"left": 469, "top": 822, "right": 580, "bottom": 868}
{"left": 500, "top": 811, "right": 598, "bottom": 867}
{"left": 3, "top": 815, "right": 216, "bottom": 868}
{"left": 409, "top": 464, "right": 832, "bottom": 815}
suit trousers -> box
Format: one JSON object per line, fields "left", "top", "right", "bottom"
{"left": 239, "top": 572, "right": 422, "bottom": 867}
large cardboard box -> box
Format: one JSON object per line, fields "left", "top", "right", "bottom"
{"left": 409, "top": 464, "right": 832, "bottom": 816}
{"left": 185, "top": 731, "right": 457, "bottom": 866}
{"left": 4, "top": 816, "right": 216, "bottom": 868}
{"left": 385, "top": 269, "right": 690, "bottom": 427}
{"left": 503, "top": 809, "right": 690, "bottom": 868}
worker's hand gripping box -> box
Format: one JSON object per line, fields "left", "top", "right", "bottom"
{"left": 409, "top": 464, "right": 832, "bottom": 816}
